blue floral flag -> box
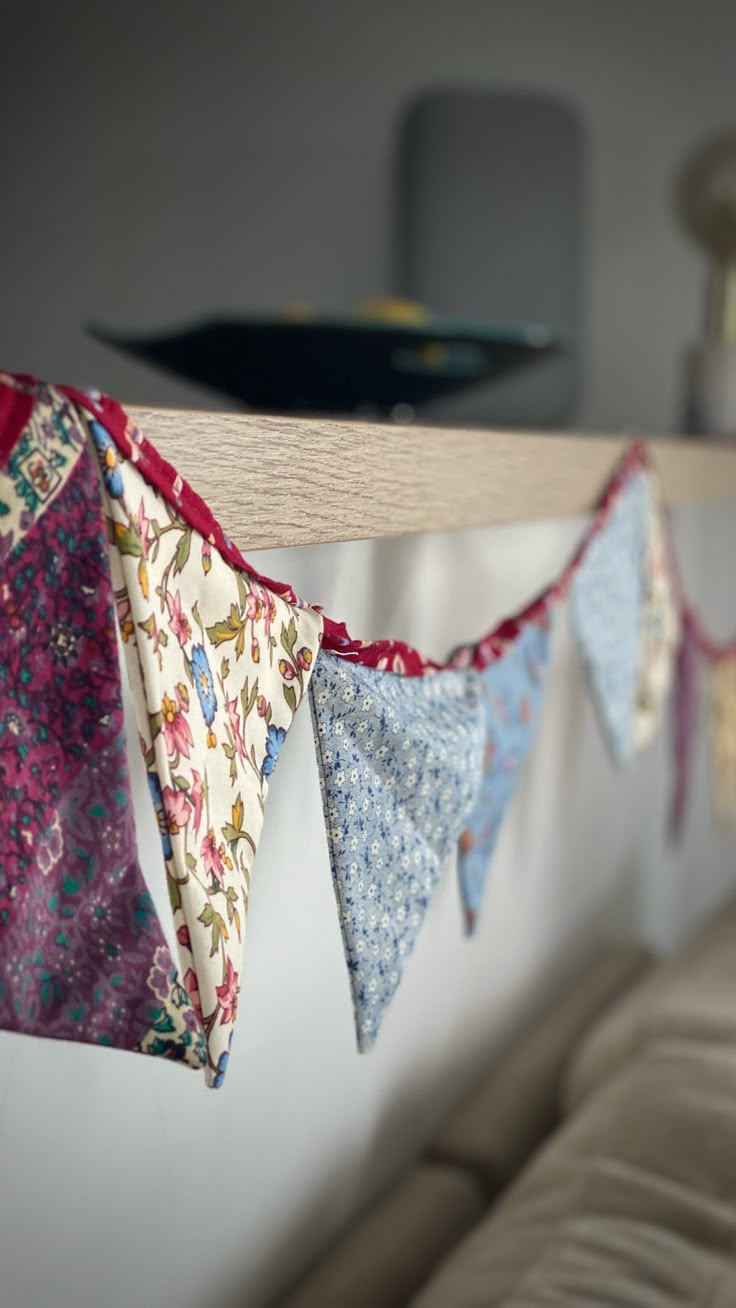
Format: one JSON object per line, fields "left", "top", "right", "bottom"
{"left": 310, "top": 654, "right": 485, "bottom": 1050}
{"left": 457, "top": 615, "right": 554, "bottom": 934}
{"left": 571, "top": 471, "right": 647, "bottom": 766}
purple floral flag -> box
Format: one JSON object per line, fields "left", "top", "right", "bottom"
{"left": 670, "top": 617, "right": 699, "bottom": 841}
{"left": 0, "top": 378, "right": 205, "bottom": 1068}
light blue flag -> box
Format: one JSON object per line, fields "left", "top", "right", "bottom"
{"left": 457, "top": 616, "right": 554, "bottom": 933}
{"left": 310, "top": 653, "right": 485, "bottom": 1050}
{"left": 571, "top": 471, "right": 647, "bottom": 766}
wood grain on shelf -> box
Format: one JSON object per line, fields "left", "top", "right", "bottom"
{"left": 128, "top": 406, "right": 736, "bottom": 552}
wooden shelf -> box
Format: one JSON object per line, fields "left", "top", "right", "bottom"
{"left": 128, "top": 407, "right": 736, "bottom": 552}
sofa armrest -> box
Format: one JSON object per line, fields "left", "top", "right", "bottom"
{"left": 276, "top": 1163, "right": 486, "bottom": 1308}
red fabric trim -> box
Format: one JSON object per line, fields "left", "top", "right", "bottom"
{"left": 0, "top": 375, "right": 35, "bottom": 466}
{"left": 685, "top": 606, "right": 736, "bottom": 663}
{"left": 0, "top": 369, "right": 708, "bottom": 674}
{"left": 54, "top": 382, "right": 654, "bottom": 674}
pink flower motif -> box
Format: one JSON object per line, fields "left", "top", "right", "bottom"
{"left": 117, "top": 595, "right": 134, "bottom": 643}
{"left": 162, "top": 691, "right": 193, "bottom": 759}
{"left": 215, "top": 957, "right": 240, "bottom": 1026}
{"left": 245, "top": 590, "right": 263, "bottom": 622}
{"left": 162, "top": 785, "right": 191, "bottom": 835}
{"left": 201, "top": 827, "right": 225, "bottom": 884}
{"left": 136, "top": 498, "right": 151, "bottom": 558}
{"left": 190, "top": 769, "right": 204, "bottom": 836}
{"left": 166, "top": 590, "right": 191, "bottom": 647}
{"left": 256, "top": 694, "right": 269, "bottom": 718}
{"left": 183, "top": 967, "right": 203, "bottom": 1024}
{"left": 177, "top": 924, "right": 192, "bottom": 950}
{"left": 279, "top": 658, "right": 295, "bottom": 680}
{"left": 201, "top": 540, "right": 212, "bottom": 575}
{"left": 126, "top": 419, "right": 143, "bottom": 462}
{"left": 226, "top": 694, "right": 246, "bottom": 759}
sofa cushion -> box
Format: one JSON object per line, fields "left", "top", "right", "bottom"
{"left": 564, "top": 895, "right": 736, "bottom": 1113}
{"left": 431, "top": 943, "right": 652, "bottom": 1193}
{"left": 412, "top": 1040, "right": 736, "bottom": 1307}
{"left": 278, "top": 1162, "right": 487, "bottom": 1308}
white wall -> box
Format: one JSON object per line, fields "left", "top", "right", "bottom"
{"left": 2, "top": 5, "right": 736, "bottom": 1307}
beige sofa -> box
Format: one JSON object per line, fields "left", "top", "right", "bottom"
{"left": 279, "top": 896, "right": 736, "bottom": 1307}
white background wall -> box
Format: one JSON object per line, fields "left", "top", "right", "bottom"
{"left": 2, "top": 5, "right": 736, "bottom": 1306}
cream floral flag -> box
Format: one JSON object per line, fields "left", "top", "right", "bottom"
{"left": 86, "top": 420, "right": 323, "bottom": 1087}
{"left": 633, "top": 470, "right": 680, "bottom": 751}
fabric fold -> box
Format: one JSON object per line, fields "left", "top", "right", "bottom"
{"left": 0, "top": 379, "right": 204, "bottom": 1068}
{"left": 309, "top": 653, "right": 485, "bottom": 1051}
{"left": 85, "top": 415, "right": 323, "bottom": 1086}
{"left": 633, "top": 471, "right": 680, "bottom": 751}
{"left": 456, "top": 614, "right": 554, "bottom": 933}
{"left": 571, "top": 470, "right": 647, "bottom": 766}
{"left": 670, "top": 615, "right": 699, "bottom": 841}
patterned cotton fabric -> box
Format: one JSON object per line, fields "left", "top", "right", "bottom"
{"left": 633, "top": 472, "right": 680, "bottom": 751}
{"left": 571, "top": 471, "right": 647, "bottom": 766}
{"left": 670, "top": 616, "right": 699, "bottom": 840}
{"left": 310, "top": 653, "right": 485, "bottom": 1051}
{"left": 0, "top": 380, "right": 204, "bottom": 1067}
{"left": 87, "top": 417, "right": 323, "bottom": 1087}
{"left": 457, "top": 616, "right": 553, "bottom": 933}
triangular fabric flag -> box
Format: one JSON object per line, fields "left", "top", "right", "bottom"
{"left": 83, "top": 413, "right": 323, "bottom": 1087}
{"left": 571, "top": 470, "right": 647, "bottom": 766}
{"left": 670, "top": 614, "right": 699, "bottom": 841}
{"left": 310, "top": 652, "right": 485, "bottom": 1051}
{"left": 709, "top": 654, "right": 736, "bottom": 826}
{"left": 0, "top": 378, "right": 204, "bottom": 1067}
{"left": 633, "top": 471, "right": 680, "bottom": 751}
{"left": 456, "top": 614, "right": 553, "bottom": 933}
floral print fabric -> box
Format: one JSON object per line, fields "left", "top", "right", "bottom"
{"left": 0, "top": 383, "right": 204, "bottom": 1067}
{"left": 0, "top": 380, "right": 85, "bottom": 563}
{"left": 309, "top": 653, "right": 485, "bottom": 1050}
{"left": 633, "top": 472, "right": 680, "bottom": 751}
{"left": 87, "top": 419, "right": 323, "bottom": 1086}
{"left": 571, "top": 471, "right": 647, "bottom": 766}
{"left": 457, "top": 616, "right": 553, "bottom": 933}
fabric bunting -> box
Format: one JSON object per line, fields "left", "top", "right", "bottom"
{"left": 670, "top": 615, "right": 699, "bottom": 841}
{"left": 0, "top": 382, "right": 204, "bottom": 1067}
{"left": 1, "top": 368, "right": 734, "bottom": 1082}
{"left": 310, "top": 653, "right": 485, "bottom": 1050}
{"left": 85, "top": 420, "right": 323, "bottom": 1087}
{"left": 456, "top": 614, "right": 554, "bottom": 933}
{"left": 571, "top": 470, "right": 648, "bottom": 766}
{"left": 633, "top": 472, "right": 681, "bottom": 751}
